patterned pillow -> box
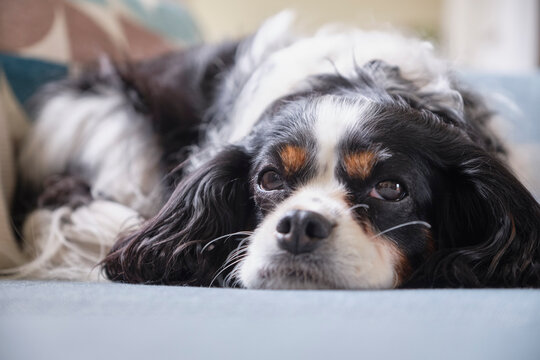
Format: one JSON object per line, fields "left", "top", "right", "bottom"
{"left": 0, "top": 0, "right": 201, "bottom": 123}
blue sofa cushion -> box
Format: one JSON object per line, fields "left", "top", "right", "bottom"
{"left": 1, "top": 280, "right": 539, "bottom": 360}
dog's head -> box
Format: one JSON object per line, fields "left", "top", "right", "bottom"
{"left": 234, "top": 69, "right": 539, "bottom": 289}
{"left": 102, "top": 23, "right": 540, "bottom": 289}
{"left": 239, "top": 93, "right": 433, "bottom": 289}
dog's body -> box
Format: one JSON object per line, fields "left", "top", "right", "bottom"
{"left": 9, "top": 13, "right": 540, "bottom": 288}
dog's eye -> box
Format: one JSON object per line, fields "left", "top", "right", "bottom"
{"left": 259, "top": 170, "right": 284, "bottom": 191}
{"left": 370, "top": 180, "right": 406, "bottom": 201}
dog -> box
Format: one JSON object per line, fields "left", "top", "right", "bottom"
{"left": 10, "top": 12, "right": 540, "bottom": 288}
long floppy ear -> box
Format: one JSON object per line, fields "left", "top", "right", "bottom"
{"left": 409, "top": 147, "right": 540, "bottom": 288}
{"left": 102, "top": 146, "right": 254, "bottom": 285}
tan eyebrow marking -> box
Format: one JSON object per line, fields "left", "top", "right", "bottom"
{"left": 343, "top": 151, "right": 377, "bottom": 179}
{"left": 280, "top": 145, "right": 307, "bottom": 175}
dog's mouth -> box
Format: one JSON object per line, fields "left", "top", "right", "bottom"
{"left": 251, "top": 254, "right": 338, "bottom": 289}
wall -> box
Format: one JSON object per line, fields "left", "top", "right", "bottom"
{"left": 181, "top": 0, "right": 539, "bottom": 72}
{"left": 183, "top": 0, "right": 443, "bottom": 42}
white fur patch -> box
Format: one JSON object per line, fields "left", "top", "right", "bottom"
{"left": 1, "top": 201, "right": 142, "bottom": 281}
{"left": 13, "top": 86, "right": 163, "bottom": 280}
{"left": 19, "top": 88, "right": 163, "bottom": 217}
{"left": 312, "top": 96, "right": 374, "bottom": 182}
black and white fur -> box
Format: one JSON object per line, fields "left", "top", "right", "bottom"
{"left": 8, "top": 12, "right": 540, "bottom": 288}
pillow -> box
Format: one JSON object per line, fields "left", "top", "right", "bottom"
{"left": 0, "top": 0, "right": 201, "bottom": 112}
{"left": 0, "top": 0, "right": 201, "bottom": 268}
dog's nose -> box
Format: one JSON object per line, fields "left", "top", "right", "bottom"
{"left": 275, "top": 210, "right": 334, "bottom": 254}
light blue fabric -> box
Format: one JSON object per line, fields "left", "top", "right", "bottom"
{"left": 462, "top": 72, "right": 540, "bottom": 200}
{"left": 1, "top": 280, "right": 539, "bottom": 360}
{"left": 462, "top": 72, "right": 540, "bottom": 143}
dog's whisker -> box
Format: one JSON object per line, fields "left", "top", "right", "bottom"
{"left": 334, "top": 203, "right": 369, "bottom": 217}
{"left": 370, "top": 221, "right": 431, "bottom": 240}
{"left": 334, "top": 203, "right": 369, "bottom": 219}
{"left": 224, "top": 262, "right": 244, "bottom": 287}
{"left": 201, "top": 231, "right": 253, "bottom": 253}
{"left": 210, "top": 255, "right": 247, "bottom": 287}
{"left": 235, "top": 237, "right": 251, "bottom": 249}
{"left": 349, "top": 203, "right": 369, "bottom": 211}
{"left": 203, "top": 243, "right": 249, "bottom": 287}
{"left": 346, "top": 203, "right": 370, "bottom": 213}
{"left": 222, "top": 243, "right": 249, "bottom": 263}
{"left": 224, "top": 246, "right": 249, "bottom": 265}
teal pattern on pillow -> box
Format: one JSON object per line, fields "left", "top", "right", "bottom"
{"left": 0, "top": 54, "right": 68, "bottom": 109}
{"left": 121, "top": 0, "right": 202, "bottom": 44}
{"left": 0, "top": 0, "right": 201, "bottom": 121}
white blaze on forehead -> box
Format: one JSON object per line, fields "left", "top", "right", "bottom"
{"left": 312, "top": 96, "right": 374, "bottom": 182}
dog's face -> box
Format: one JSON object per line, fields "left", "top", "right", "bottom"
{"left": 239, "top": 95, "right": 438, "bottom": 289}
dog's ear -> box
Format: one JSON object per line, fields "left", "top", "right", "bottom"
{"left": 102, "top": 146, "right": 254, "bottom": 285}
{"left": 409, "top": 146, "right": 540, "bottom": 288}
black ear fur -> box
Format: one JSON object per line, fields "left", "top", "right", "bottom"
{"left": 350, "top": 62, "right": 538, "bottom": 288}
{"left": 116, "top": 41, "right": 239, "bottom": 176}
{"left": 102, "top": 146, "right": 254, "bottom": 285}
{"left": 408, "top": 147, "right": 540, "bottom": 288}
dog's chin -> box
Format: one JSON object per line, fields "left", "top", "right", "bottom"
{"left": 242, "top": 254, "right": 340, "bottom": 290}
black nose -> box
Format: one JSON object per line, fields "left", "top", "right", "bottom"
{"left": 275, "top": 210, "right": 334, "bottom": 255}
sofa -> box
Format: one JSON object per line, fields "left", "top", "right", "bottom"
{"left": 1, "top": 2, "right": 539, "bottom": 359}
{"left": 1, "top": 280, "right": 539, "bottom": 360}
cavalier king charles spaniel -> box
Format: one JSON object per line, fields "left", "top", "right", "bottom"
{"left": 11, "top": 12, "right": 540, "bottom": 288}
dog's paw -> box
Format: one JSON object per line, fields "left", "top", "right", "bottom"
{"left": 38, "top": 175, "right": 92, "bottom": 209}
